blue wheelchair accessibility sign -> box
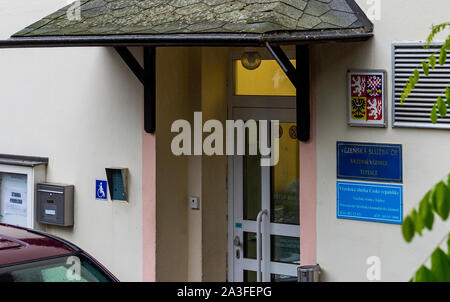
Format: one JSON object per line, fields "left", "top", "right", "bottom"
{"left": 96, "top": 180, "right": 108, "bottom": 200}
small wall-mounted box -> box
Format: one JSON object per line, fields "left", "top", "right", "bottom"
{"left": 37, "top": 183, "right": 74, "bottom": 226}
{"left": 189, "top": 196, "right": 200, "bottom": 210}
{"left": 105, "top": 168, "right": 128, "bottom": 201}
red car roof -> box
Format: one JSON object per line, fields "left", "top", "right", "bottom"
{"left": 0, "top": 223, "right": 75, "bottom": 267}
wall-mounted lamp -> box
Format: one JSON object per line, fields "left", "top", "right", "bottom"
{"left": 241, "top": 51, "right": 262, "bottom": 70}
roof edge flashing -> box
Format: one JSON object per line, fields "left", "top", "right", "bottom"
{"left": 345, "top": 0, "right": 374, "bottom": 32}
{"left": 0, "top": 154, "right": 49, "bottom": 167}
{"left": 0, "top": 28, "right": 373, "bottom": 49}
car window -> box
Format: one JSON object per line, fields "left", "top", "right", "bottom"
{"left": 0, "top": 254, "right": 112, "bottom": 282}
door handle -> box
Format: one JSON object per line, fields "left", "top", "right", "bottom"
{"left": 256, "top": 209, "right": 268, "bottom": 282}
{"left": 234, "top": 235, "right": 242, "bottom": 259}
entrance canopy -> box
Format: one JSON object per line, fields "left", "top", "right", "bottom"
{"left": 0, "top": 0, "right": 374, "bottom": 139}
{"left": 0, "top": 0, "right": 372, "bottom": 47}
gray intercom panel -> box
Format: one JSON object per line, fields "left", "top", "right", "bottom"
{"left": 37, "top": 183, "right": 74, "bottom": 226}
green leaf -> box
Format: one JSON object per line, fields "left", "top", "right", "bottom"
{"left": 426, "top": 23, "right": 450, "bottom": 45}
{"left": 432, "top": 181, "right": 450, "bottom": 220}
{"left": 411, "top": 209, "right": 423, "bottom": 236}
{"left": 419, "top": 191, "right": 434, "bottom": 230}
{"left": 439, "top": 47, "right": 447, "bottom": 66}
{"left": 408, "top": 76, "right": 415, "bottom": 90}
{"left": 446, "top": 87, "right": 450, "bottom": 107}
{"left": 414, "top": 265, "right": 435, "bottom": 282}
{"left": 422, "top": 61, "right": 430, "bottom": 76}
{"left": 402, "top": 216, "right": 415, "bottom": 242}
{"left": 445, "top": 37, "right": 450, "bottom": 50}
{"left": 430, "top": 55, "right": 437, "bottom": 69}
{"left": 430, "top": 248, "right": 450, "bottom": 282}
{"left": 413, "top": 69, "right": 420, "bottom": 82}
{"left": 431, "top": 104, "right": 438, "bottom": 124}
{"left": 448, "top": 235, "right": 450, "bottom": 257}
{"left": 401, "top": 92, "right": 406, "bottom": 104}
{"left": 405, "top": 84, "right": 412, "bottom": 95}
{"left": 437, "top": 96, "right": 447, "bottom": 118}
{"left": 431, "top": 184, "right": 438, "bottom": 212}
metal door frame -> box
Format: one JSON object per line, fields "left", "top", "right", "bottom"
{"left": 227, "top": 48, "right": 301, "bottom": 281}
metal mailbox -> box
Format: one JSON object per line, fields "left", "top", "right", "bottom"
{"left": 37, "top": 183, "right": 74, "bottom": 226}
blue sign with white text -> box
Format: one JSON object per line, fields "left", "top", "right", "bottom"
{"left": 337, "top": 181, "right": 403, "bottom": 224}
{"left": 96, "top": 180, "right": 108, "bottom": 200}
{"left": 337, "top": 142, "right": 402, "bottom": 183}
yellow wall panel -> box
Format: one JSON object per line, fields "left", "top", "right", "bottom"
{"left": 234, "top": 60, "right": 296, "bottom": 96}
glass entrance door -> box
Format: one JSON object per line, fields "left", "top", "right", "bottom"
{"left": 231, "top": 108, "right": 300, "bottom": 282}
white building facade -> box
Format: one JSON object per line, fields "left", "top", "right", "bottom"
{"left": 0, "top": 0, "right": 449, "bottom": 282}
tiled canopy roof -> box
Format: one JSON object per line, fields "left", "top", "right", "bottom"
{"left": 13, "top": 0, "right": 372, "bottom": 37}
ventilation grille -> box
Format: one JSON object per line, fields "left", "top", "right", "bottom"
{"left": 393, "top": 43, "right": 450, "bottom": 129}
